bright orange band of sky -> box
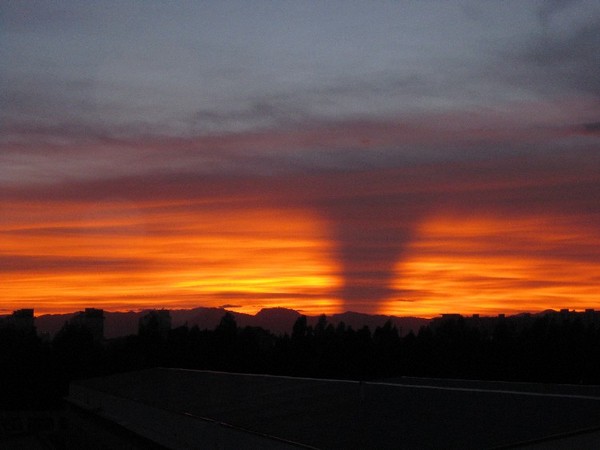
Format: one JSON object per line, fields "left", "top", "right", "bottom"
{"left": 389, "top": 214, "right": 600, "bottom": 317}
{"left": 2, "top": 194, "right": 600, "bottom": 317}
{"left": 0, "top": 198, "right": 340, "bottom": 315}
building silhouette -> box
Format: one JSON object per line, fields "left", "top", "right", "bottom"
{"left": 139, "top": 309, "right": 171, "bottom": 338}
{"left": 0, "top": 308, "right": 35, "bottom": 334}
{"left": 70, "top": 308, "right": 105, "bottom": 342}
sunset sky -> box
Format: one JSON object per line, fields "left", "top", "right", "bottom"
{"left": 2, "top": 1, "right": 600, "bottom": 317}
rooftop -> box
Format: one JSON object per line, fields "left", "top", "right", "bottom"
{"left": 68, "top": 368, "right": 600, "bottom": 449}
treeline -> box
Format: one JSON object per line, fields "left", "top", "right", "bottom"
{"left": 2, "top": 312, "right": 600, "bottom": 409}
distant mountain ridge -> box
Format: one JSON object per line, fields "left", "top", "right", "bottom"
{"left": 34, "top": 307, "right": 431, "bottom": 339}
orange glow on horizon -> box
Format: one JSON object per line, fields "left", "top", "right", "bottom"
{"left": 0, "top": 199, "right": 342, "bottom": 315}
{"left": 3, "top": 197, "right": 600, "bottom": 318}
{"left": 382, "top": 214, "right": 600, "bottom": 318}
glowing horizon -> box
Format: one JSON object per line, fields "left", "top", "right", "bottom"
{"left": 0, "top": 198, "right": 343, "bottom": 316}
{"left": 3, "top": 189, "right": 600, "bottom": 317}
{"left": 384, "top": 214, "right": 600, "bottom": 318}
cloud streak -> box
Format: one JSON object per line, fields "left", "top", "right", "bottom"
{"left": 2, "top": 146, "right": 599, "bottom": 314}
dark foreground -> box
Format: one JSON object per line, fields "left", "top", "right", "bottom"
{"left": 3, "top": 310, "right": 600, "bottom": 448}
{"left": 65, "top": 368, "right": 600, "bottom": 449}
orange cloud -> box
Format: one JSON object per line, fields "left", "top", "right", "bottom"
{"left": 2, "top": 141, "right": 600, "bottom": 317}
{"left": 384, "top": 214, "right": 600, "bottom": 317}
{"left": 0, "top": 197, "right": 341, "bottom": 315}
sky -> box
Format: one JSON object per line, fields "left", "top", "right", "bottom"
{"left": 1, "top": 0, "right": 600, "bottom": 317}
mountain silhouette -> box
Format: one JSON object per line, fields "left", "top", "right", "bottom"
{"left": 34, "top": 307, "right": 430, "bottom": 338}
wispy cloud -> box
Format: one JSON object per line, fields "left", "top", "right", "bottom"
{"left": 2, "top": 148, "right": 599, "bottom": 313}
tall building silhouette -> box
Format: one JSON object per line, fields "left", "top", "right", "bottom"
{"left": 71, "top": 308, "right": 105, "bottom": 342}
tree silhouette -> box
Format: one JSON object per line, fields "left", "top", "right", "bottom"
{"left": 9, "top": 309, "right": 600, "bottom": 411}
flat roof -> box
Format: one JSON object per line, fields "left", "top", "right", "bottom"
{"left": 70, "top": 368, "right": 600, "bottom": 449}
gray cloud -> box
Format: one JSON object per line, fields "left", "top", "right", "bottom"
{"left": 584, "top": 122, "right": 600, "bottom": 132}
{"left": 537, "top": 0, "right": 582, "bottom": 25}
{"left": 9, "top": 1, "right": 592, "bottom": 140}
{"left": 504, "top": 14, "right": 600, "bottom": 97}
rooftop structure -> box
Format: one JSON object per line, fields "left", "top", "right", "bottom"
{"left": 70, "top": 308, "right": 104, "bottom": 342}
{"left": 67, "top": 368, "right": 600, "bottom": 449}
